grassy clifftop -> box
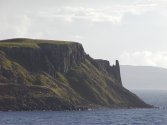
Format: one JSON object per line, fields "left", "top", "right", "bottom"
{"left": 0, "top": 38, "right": 73, "bottom": 48}
{"left": 0, "top": 38, "right": 152, "bottom": 111}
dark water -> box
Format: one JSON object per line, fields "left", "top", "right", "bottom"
{"left": 1, "top": 90, "right": 167, "bottom": 125}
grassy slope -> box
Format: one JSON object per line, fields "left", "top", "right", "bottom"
{"left": 66, "top": 59, "right": 150, "bottom": 108}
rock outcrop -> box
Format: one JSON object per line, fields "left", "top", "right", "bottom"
{"left": 0, "top": 38, "right": 152, "bottom": 111}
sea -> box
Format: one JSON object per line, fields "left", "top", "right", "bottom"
{"left": 0, "top": 90, "right": 167, "bottom": 125}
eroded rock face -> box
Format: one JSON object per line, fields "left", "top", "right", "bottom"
{"left": 0, "top": 38, "right": 152, "bottom": 111}
{"left": 0, "top": 43, "right": 85, "bottom": 74}
{"left": 86, "top": 55, "right": 122, "bottom": 86}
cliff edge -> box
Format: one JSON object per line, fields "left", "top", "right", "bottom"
{"left": 0, "top": 38, "right": 152, "bottom": 111}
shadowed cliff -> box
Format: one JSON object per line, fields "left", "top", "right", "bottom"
{"left": 0, "top": 38, "right": 152, "bottom": 111}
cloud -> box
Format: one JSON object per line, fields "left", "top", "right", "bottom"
{"left": 0, "top": 0, "right": 163, "bottom": 40}
{"left": 0, "top": 15, "right": 31, "bottom": 38}
{"left": 14, "top": 15, "right": 31, "bottom": 37}
{"left": 0, "top": 0, "right": 166, "bottom": 42}
{"left": 119, "top": 51, "right": 167, "bottom": 68}
{"left": 34, "top": 2, "right": 158, "bottom": 24}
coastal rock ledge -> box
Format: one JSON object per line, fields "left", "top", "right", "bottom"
{"left": 0, "top": 38, "right": 152, "bottom": 111}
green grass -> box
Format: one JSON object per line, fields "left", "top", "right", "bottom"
{"left": 0, "top": 42, "right": 39, "bottom": 48}
{"left": 56, "top": 72, "right": 68, "bottom": 83}
{"left": 33, "top": 74, "right": 54, "bottom": 86}
{"left": 0, "top": 38, "right": 74, "bottom": 48}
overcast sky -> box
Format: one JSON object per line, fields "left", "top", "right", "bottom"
{"left": 1, "top": 0, "right": 167, "bottom": 68}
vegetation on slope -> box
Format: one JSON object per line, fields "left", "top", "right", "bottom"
{"left": 0, "top": 38, "right": 152, "bottom": 111}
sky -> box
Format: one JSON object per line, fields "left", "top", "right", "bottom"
{"left": 1, "top": 0, "right": 167, "bottom": 68}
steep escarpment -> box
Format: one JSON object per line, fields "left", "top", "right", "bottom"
{"left": 0, "top": 38, "right": 152, "bottom": 111}
{"left": 0, "top": 40, "right": 85, "bottom": 74}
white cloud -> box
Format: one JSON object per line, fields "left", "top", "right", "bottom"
{"left": 14, "top": 15, "right": 31, "bottom": 37}
{"left": 0, "top": 0, "right": 163, "bottom": 40}
{"left": 0, "top": 15, "right": 31, "bottom": 38}
{"left": 119, "top": 51, "right": 167, "bottom": 68}
{"left": 34, "top": 2, "right": 158, "bottom": 24}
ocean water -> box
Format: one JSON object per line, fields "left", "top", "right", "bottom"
{"left": 0, "top": 90, "right": 167, "bottom": 125}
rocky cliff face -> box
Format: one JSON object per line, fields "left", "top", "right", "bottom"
{"left": 0, "top": 38, "right": 152, "bottom": 111}
{"left": 0, "top": 42, "right": 85, "bottom": 74}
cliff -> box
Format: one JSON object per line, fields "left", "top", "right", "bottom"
{"left": 0, "top": 38, "right": 152, "bottom": 111}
